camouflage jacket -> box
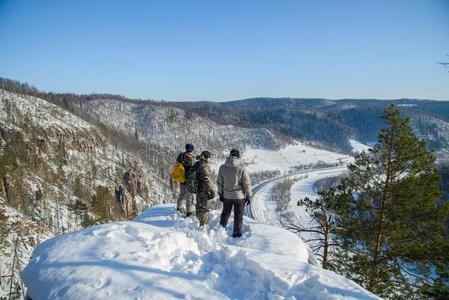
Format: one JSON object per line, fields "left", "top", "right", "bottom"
{"left": 196, "top": 159, "right": 214, "bottom": 196}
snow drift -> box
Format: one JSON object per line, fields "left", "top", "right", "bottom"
{"left": 22, "top": 204, "right": 379, "bottom": 300}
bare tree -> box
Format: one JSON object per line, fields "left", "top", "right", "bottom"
{"left": 281, "top": 189, "right": 345, "bottom": 269}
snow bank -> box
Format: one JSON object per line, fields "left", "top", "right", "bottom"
{"left": 22, "top": 204, "right": 379, "bottom": 300}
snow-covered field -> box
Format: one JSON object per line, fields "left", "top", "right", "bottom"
{"left": 241, "top": 142, "right": 351, "bottom": 173}
{"left": 209, "top": 140, "right": 353, "bottom": 176}
{"left": 22, "top": 204, "right": 378, "bottom": 300}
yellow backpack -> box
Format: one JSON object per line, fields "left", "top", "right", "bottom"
{"left": 171, "top": 162, "right": 186, "bottom": 183}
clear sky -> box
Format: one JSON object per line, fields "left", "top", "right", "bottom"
{"left": 0, "top": 0, "right": 448, "bottom": 101}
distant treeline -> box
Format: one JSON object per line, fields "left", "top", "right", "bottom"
{"left": 2, "top": 76, "right": 449, "bottom": 153}
{"left": 171, "top": 98, "right": 449, "bottom": 153}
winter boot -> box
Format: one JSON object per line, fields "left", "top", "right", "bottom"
{"left": 232, "top": 232, "right": 242, "bottom": 238}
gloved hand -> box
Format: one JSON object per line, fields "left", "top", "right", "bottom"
{"left": 244, "top": 197, "right": 251, "bottom": 205}
{"left": 208, "top": 190, "right": 216, "bottom": 200}
{"left": 219, "top": 194, "right": 224, "bottom": 202}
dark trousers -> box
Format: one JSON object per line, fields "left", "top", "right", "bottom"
{"left": 220, "top": 198, "right": 244, "bottom": 236}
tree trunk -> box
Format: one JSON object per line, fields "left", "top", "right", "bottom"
{"left": 369, "top": 132, "right": 394, "bottom": 291}
{"left": 322, "top": 223, "right": 329, "bottom": 269}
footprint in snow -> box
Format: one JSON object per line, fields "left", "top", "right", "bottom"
{"left": 91, "top": 278, "right": 105, "bottom": 289}
{"left": 102, "top": 251, "right": 119, "bottom": 260}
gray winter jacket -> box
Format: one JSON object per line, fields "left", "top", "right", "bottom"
{"left": 217, "top": 156, "right": 252, "bottom": 200}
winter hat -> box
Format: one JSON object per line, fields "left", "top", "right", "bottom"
{"left": 200, "top": 150, "right": 211, "bottom": 160}
{"left": 230, "top": 148, "right": 240, "bottom": 158}
{"left": 185, "top": 143, "right": 194, "bottom": 153}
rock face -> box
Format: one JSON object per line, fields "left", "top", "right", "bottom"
{"left": 0, "top": 90, "right": 171, "bottom": 298}
{"left": 115, "top": 170, "right": 147, "bottom": 219}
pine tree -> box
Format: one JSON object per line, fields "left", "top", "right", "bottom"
{"left": 331, "top": 105, "right": 449, "bottom": 298}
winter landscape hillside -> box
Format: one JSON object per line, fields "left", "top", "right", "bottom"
{"left": 0, "top": 82, "right": 364, "bottom": 299}
{"left": 1, "top": 79, "right": 449, "bottom": 299}
{"left": 1, "top": 1, "right": 449, "bottom": 299}
{"left": 0, "top": 89, "right": 170, "bottom": 298}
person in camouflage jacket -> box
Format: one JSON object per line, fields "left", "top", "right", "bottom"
{"left": 195, "top": 151, "right": 215, "bottom": 227}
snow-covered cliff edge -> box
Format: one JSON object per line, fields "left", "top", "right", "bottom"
{"left": 22, "top": 204, "right": 379, "bottom": 300}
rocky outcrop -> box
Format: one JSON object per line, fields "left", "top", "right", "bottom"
{"left": 115, "top": 170, "right": 148, "bottom": 219}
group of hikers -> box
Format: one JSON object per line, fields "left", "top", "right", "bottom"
{"left": 172, "top": 144, "right": 252, "bottom": 238}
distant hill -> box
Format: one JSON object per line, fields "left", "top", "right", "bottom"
{"left": 170, "top": 97, "right": 449, "bottom": 155}
{"left": 2, "top": 77, "right": 449, "bottom": 158}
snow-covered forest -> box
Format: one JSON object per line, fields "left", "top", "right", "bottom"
{"left": 1, "top": 78, "right": 449, "bottom": 299}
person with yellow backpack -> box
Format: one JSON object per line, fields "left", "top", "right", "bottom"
{"left": 172, "top": 143, "right": 196, "bottom": 216}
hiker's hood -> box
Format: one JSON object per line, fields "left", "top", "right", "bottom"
{"left": 199, "top": 157, "right": 209, "bottom": 164}
{"left": 225, "top": 156, "right": 241, "bottom": 167}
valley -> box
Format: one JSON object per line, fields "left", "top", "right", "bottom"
{"left": 1, "top": 78, "right": 449, "bottom": 299}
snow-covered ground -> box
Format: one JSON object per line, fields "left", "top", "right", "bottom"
{"left": 22, "top": 204, "right": 378, "bottom": 300}
{"left": 244, "top": 166, "right": 349, "bottom": 270}
{"left": 349, "top": 139, "right": 371, "bottom": 154}
{"left": 248, "top": 167, "right": 348, "bottom": 229}
{"left": 0, "top": 90, "right": 92, "bottom": 129}
{"left": 241, "top": 142, "right": 351, "bottom": 173}
{"left": 288, "top": 168, "right": 347, "bottom": 227}
{"left": 209, "top": 141, "right": 352, "bottom": 176}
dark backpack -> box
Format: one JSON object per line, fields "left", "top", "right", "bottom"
{"left": 186, "top": 162, "right": 199, "bottom": 194}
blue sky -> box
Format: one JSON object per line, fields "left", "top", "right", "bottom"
{"left": 0, "top": 0, "right": 448, "bottom": 101}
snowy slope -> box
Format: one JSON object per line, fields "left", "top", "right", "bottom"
{"left": 0, "top": 90, "right": 172, "bottom": 298}
{"left": 0, "top": 90, "right": 92, "bottom": 130}
{"left": 84, "top": 98, "right": 356, "bottom": 181}
{"left": 348, "top": 139, "right": 371, "bottom": 154}
{"left": 22, "top": 204, "right": 379, "bottom": 300}
{"left": 84, "top": 98, "right": 287, "bottom": 155}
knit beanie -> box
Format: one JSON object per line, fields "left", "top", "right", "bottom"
{"left": 185, "top": 143, "right": 194, "bottom": 153}
{"left": 230, "top": 148, "right": 240, "bottom": 158}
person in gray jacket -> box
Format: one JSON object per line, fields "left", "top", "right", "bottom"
{"left": 217, "top": 148, "right": 252, "bottom": 238}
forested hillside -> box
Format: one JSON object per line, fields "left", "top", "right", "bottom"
{"left": 0, "top": 89, "right": 172, "bottom": 298}
{"left": 171, "top": 97, "right": 449, "bottom": 155}
{"left": 2, "top": 77, "right": 449, "bottom": 157}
